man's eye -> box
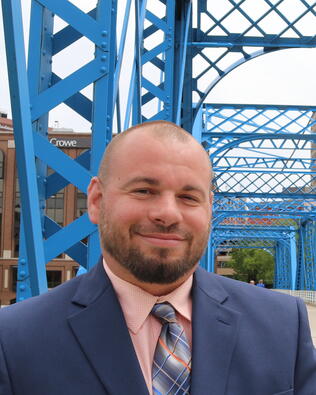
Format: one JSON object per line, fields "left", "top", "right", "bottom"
{"left": 180, "top": 195, "right": 199, "bottom": 202}
{"left": 133, "top": 189, "right": 151, "bottom": 195}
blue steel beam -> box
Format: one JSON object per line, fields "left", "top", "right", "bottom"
{"left": 2, "top": 0, "right": 120, "bottom": 298}
{"left": 87, "top": 0, "right": 118, "bottom": 269}
{"left": 2, "top": 0, "right": 48, "bottom": 295}
{"left": 190, "top": 37, "right": 316, "bottom": 48}
{"left": 174, "top": 1, "right": 191, "bottom": 125}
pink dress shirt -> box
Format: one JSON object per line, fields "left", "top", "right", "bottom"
{"left": 103, "top": 260, "right": 193, "bottom": 395}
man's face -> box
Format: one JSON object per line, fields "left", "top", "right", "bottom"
{"left": 89, "top": 131, "right": 212, "bottom": 285}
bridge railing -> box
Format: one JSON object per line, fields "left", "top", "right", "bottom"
{"left": 274, "top": 290, "right": 316, "bottom": 306}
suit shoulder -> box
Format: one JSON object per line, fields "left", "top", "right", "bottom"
{"left": 196, "top": 267, "right": 299, "bottom": 313}
{"left": 0, "top": 274, "right": 82, "bottom": 323}
{"left": 0, "top": 261, "right": 108, "bottom": 330}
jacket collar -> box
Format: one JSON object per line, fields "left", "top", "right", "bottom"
{"left": 68, "top": 260, "right": 149, "bottom": 395}
{"left": 190, "top": 266, "right": 241, "bottom": 395}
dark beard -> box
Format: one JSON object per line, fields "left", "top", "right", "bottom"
{"left": 100, "top": 217, "right": 209, "bottom": 284}
{"left": 105, "top": 242, "right": 201, "bottom": 284}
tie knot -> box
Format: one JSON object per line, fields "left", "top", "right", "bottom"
{"left": 151, "top": 303, "right": 177, "bottom": 324}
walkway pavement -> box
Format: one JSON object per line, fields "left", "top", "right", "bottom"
{"left": 306, "top": 304, "right": 316, "bottom": 346}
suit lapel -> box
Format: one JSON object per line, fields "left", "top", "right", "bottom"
{"left": 190, "top": 267, "right": 241, "bottom": 395}
{"left": 67, "top": 261, "right": 148, "bottom": 395}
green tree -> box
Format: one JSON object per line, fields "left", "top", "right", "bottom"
{"left": 228, "top": 248, "right": 274, "bottom": 285}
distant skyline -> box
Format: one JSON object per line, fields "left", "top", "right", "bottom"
{"left": 1, "top": 1, "right": 316, "bottom": 132}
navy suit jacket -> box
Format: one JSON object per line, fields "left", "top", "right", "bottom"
{"left": 0, "top": 261, "right": 315, "bottom": 394}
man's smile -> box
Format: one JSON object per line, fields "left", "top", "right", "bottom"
{"left": 135, "top": 232, "right": 186, "bottom": 247}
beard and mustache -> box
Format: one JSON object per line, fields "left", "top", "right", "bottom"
{"left": 99, "top": 204, "right": 210, "bottom": 285}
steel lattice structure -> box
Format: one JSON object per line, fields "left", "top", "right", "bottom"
{"left": 203, "top": 104, "right": 316, "bottom": 290}
{"left": 2, "top": 0, "right": 316, "bottom": 299}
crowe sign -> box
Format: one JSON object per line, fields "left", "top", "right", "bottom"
{"left": 49, "top": 137, "right": 90, "bottom": 148}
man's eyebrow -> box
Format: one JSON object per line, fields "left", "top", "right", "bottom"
{"left": 122, "top": 177, "right": 160, "bottom": 188}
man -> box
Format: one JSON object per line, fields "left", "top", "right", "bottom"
{"left": 256, "top": 279, "right": 265, "bottom": 288}
{"left": 0, "top": 120, "right": 315, "bottom": 394}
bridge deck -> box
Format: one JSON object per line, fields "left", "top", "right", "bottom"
{"left": 307, "top": 305, "right": 316, "bottom": 346}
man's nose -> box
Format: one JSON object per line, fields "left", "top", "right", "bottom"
{"left": 148, "top": 194, "right": 182, "bottom": 227}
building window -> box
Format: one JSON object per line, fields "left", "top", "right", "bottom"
{"left": 75, "top": 149, "right": 88, "bottom": 219}
{"left": 14, "top": 168, "right": 65, "bottom": 257}
{"left": 47, "top": 270, "right": 62, "bottom": 289}
{"left": 46, "top": 167, "right": 64, "bottom": 227}
{"left": 72, "top": 266, "right": 79, "bottom": 278}
{"left": 11, "top": 266, "right": 17, "bottom": 292}
{"left": 46, "top": 192, "right": 64, "bottom": 226}
{"left": 75, "top": 188, "right": 88, "bottom": 245}
{"left": 76, "top": 189, "right": 87, "bottom": 218}
{"left": 10, "top": 267, "right": 61, "bottom": 293}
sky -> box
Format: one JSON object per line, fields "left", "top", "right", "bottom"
{"left": 1, "top": 1, "right": 316, "bottom": 132}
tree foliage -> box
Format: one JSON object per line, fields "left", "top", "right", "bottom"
{"left": 228, "top": 248, "right": 274, "bottom": 285}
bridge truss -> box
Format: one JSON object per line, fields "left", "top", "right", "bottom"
{"left": 1, "top": 0, "right": 316, "bottom": 299}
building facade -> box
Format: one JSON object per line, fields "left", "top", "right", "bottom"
{"left": 0, "top": 116, "right": 90, "bottom": 305}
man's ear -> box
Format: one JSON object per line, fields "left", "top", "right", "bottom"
{"left": 87, "top": 177, "right": 103, "bottom": 224}
{"left": 210, "top": 191, "right": 214, "bottom": 204}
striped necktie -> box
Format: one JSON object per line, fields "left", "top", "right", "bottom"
{"left": 151, "top": 303, "right": 191, "bottom": 395}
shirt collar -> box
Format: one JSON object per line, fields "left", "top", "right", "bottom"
{"left": 103, "top": 259, "right": 193, "bottom": 334}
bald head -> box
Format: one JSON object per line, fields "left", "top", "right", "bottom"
{"left": 98, "top": 120, "right": 212, "bottom": 185}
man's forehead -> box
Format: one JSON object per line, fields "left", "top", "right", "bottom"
{"left": 103, "top": 126, "right": 212, "bottom": 183}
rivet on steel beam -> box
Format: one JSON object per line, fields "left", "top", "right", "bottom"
{"left": 101, "top": 30, "right": 107, "bottom": 37}
{"left": 19, "top": 284, "right": 26, "bottom": 291}
{"left": 100, "top": 66, "right": 106, "bottom": 73}
{"left": 20, "top": 259, "right": 26, "bottom": 265}
{"left": 20, "top": 271, "right": 26, "bottom": 278}
{"left": 101, "top": 55, "right": 107, "bottom": 62}
{"left": 101, "top": 42, "right": 107, "bottom": 49}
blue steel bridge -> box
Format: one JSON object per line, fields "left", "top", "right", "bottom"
{"left": 1, "top": 0, "right": 316, "bottom": 300}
